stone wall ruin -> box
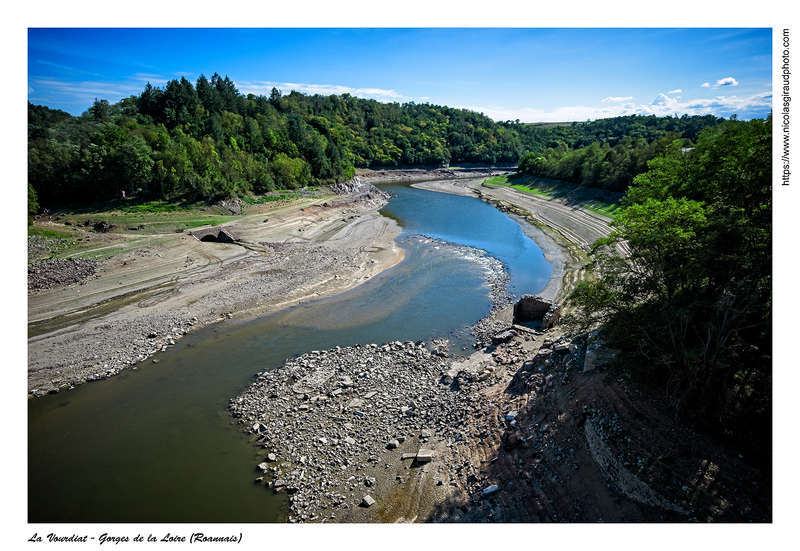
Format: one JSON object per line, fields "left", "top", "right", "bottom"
{"left": 512, "top": 294, "right": 560, "bottom": 329}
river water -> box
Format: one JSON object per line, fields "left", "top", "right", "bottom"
{"left": 27, "top": 182, "right": 552, "bottom": 523}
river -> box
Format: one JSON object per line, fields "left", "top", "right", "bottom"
{"left": 27, "top": 181, "right": 552, "bottom": 523}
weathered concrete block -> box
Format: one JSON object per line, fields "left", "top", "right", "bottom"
{"left": 513, "top": 295, "right": 560, "bottom": 328}
{"left": 583, "top": 332, "right": 619, "bottom": 372}
{"left": 416, "top": 449, "right": 434, "bottom": 462}
{"left": 583, "top": 348, "right": 618, "bottom": 372}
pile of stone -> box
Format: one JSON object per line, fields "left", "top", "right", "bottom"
{"left": 229, "top": 340, "right": 496, "bottom": 523}
{"left": 330, "top": 177, "right": 391, "bottom": 201}
{"left": 217, "top": 198, "right": 243, "bottom": 215}
{"left": 28, "top": 234, "right": 73, "bottom": 260}
{"left": 28, "top": 258, "right": 99, "bottom": 293}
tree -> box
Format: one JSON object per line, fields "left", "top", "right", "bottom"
{"left": 28, "top": 182, "right": 39, "bottom": 225}
{"left": 196, "top": 74, "right": 224, "bottom": 114}
{"left": 89, "top": 98, "right": 111, "bottom": 121}
{"left": 568, "top": 116, "right": 771, "bottom": 427}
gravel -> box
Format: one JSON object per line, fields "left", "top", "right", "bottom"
{"left": 28, "top": 258, "right": 99, "bottom": 292}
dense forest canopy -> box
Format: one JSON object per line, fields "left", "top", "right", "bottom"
{"left": 28, "top": 72, "right": 726, "bottom": 207}
{"left": 568, "top": 115, "right": 771, "bottom": 443}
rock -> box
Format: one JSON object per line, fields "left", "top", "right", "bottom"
{"left": 28, "top": 258, "right": 100, "bottom": 293}
{"left": 267, "top": 453, "right": 277, "bottom": 462}
{"left": 506, "top": 411, "right": 518, "bottom": 421}
{"left": 416, "top": 449, "right": 434, "bottom": 463}
{"left": 93, "top": 220, "right": 112, "bottom": 233}
{"left": 482, "top": 484, "right": 500, "bottom": 496}
{"left": 532, "top": 349, "right": 553, "bottom": 365}
{"left": 491, "top": 330, "right": 516, "bottom": 344}
{"left": 361, "top": 495, "right": 376, "bottom": 507}
{"left": 386, "top": 439, "right": 400, "bottom": 449}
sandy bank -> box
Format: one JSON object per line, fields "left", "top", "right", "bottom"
{"left": 27, "top": 186, "right": 403, "bottom": 396}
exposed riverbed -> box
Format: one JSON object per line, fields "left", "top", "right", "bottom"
{"left": 28, "top": 181, "right": 553, "bottom": 523}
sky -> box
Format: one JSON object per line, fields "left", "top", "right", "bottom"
{"left": 27, "top": 27, "right": 773, "bottom": 121}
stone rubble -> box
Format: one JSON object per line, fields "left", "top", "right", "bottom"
{"left": 229, "top": 339, "right": 502, "bottom": 523}
{"left": 28, "top": 258, "right": 99, "bottom": 292}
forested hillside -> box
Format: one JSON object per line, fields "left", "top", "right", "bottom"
{"left": 28, "top": 72, "right": 724, "bottom": 207}
{"left": 568, "top": 115, "right": 771, "bottom": 448}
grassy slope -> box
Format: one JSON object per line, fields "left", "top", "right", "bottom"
{"left": 482, "top": 174, "right": 623, "bottom": 219}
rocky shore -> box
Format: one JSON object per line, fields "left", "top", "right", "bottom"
{"left": 231, "top": 320, "right": 771, "bottom": 523}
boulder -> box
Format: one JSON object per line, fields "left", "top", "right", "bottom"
{"left": 491, "top": 330, "right": 516, "bottom": 345}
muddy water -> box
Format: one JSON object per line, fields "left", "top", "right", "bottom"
{"left": 27, "top": 182, "right": 552, "bottom": 523}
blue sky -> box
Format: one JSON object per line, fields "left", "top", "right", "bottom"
{"left": 28, "top": 27, "right": 773, "bottom": 121}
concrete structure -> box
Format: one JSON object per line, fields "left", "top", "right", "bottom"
{"left": 513, "top": 295, "right": 561, "bottom": 329}
{"left": 190, "top": 227, "right": 238, "bottom": 243}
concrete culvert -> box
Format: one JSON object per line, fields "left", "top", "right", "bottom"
{"left": 191, "top": 228, "right": 237, "bottom": 243}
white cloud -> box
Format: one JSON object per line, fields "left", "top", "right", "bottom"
{"left": 716, "top": 77, "right": 739, "bottom": 87}
{"left": 668, "top": 89, "right": 682, "bottom": 94}
{"left": 701, "top": 82, "right": 711, "bottom": 87}
{"left": 601, "top": 96, "right": 634, "bottom": 103}
{"left": 650, "top": 93, "right": 677, "bottom": 107}
{"left": 28, "top": 77, "right": 146, "bottom": 110}
{"left": 462, "top": 90, "right": 772, "bottom": 123}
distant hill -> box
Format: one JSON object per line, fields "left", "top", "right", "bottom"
{"left": 28, "top": 75, "right": 727, "bottom": 206}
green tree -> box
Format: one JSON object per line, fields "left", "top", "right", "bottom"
{"left": 569, "top": 116, "right": 771, "bottom": 426}
{"left": 28, "top": 182, "right": 39, "bottom": 225}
